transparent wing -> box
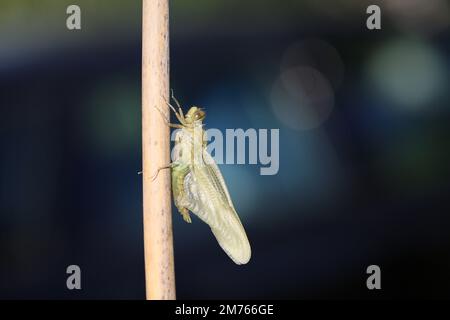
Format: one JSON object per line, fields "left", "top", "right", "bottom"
{"left": 183, "top": 150, "right": 251, "bottom": 265}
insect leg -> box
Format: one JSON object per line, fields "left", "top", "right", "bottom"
{"left": 171, "top": 89, "right": 185, "bottom": 119}
{"left": 168, "top": 123, "right": 184, "bottom": 129}
{"left": 164, "top": 100, "right": 186, "bottom": 125}
{"left": 158, "top": 90, "right": 186, "bottom": 125}
{"left": 151, "top": 163, "right": 174, "bottom": 181}
{"left": 153, "top": 105, "right": 184, "bottom": 129}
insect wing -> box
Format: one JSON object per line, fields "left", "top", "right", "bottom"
{"left": 184, "top": 149, "right": 251, "bottom": 265}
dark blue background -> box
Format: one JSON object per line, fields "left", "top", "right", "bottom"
{"left": 1, "top": 1, "right": 449, "bottom": 299}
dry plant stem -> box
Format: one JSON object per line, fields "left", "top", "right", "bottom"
{"left": 141, "top": 0, "right": 176, "bottom": 300}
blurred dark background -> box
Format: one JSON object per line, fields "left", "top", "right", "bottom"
{"left": 1, "top": 0, "right": 450, "bottom": 299}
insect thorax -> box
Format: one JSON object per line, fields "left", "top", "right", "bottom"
{"left": 173, "top": 125, "right": 206, "bottom": 166}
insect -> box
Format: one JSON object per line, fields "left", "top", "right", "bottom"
{"left": 155, "top": 93, "right": 251, "bottom": 265}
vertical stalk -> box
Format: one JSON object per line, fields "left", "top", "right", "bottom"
{"left": 141, "top": 0, "right": 175, "bottom": 300}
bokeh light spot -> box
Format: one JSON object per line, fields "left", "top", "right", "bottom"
{"left": 366, "top": 38, "right": 446, "bottom": 111}
{"left": 271, "top": 66, "right": 334, "bottom": 130}
{"left": 281, "top": 39, "right": 344, "bottom": 90}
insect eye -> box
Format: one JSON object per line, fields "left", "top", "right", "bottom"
{"left": 195, "top": 110, "right": 205, "bottom": 120}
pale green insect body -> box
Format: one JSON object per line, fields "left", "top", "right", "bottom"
{"left": 170, "top": 106, "right": 251, "bottom": 265}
